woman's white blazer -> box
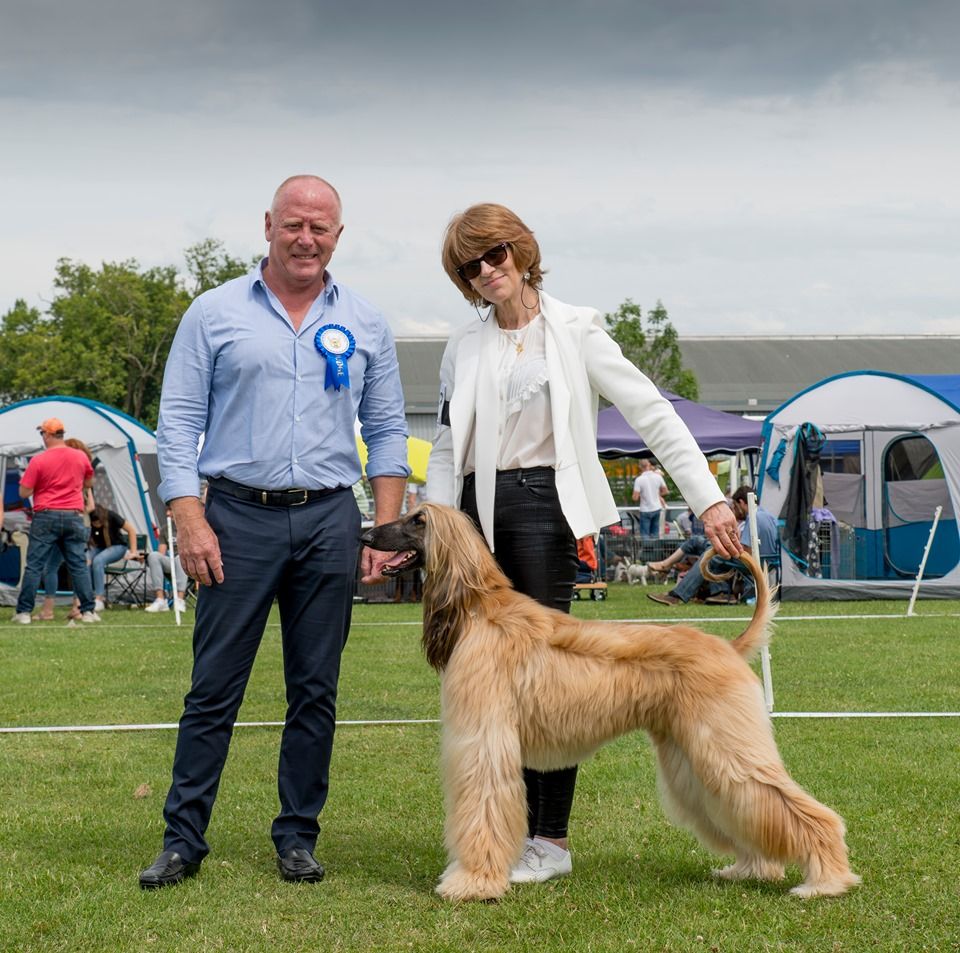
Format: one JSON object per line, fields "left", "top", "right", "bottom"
{"left": 426, "top": 291, "right": 725, "bottom": 551}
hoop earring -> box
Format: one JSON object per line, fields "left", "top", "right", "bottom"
{"left": 520, "top": 274, "right": 538, "bottom": 311}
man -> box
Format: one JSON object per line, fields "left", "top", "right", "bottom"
{"left": 11, "top": 418, "right": 99, "bottom": 624}
{"left": 648, "top": 485, "right": 779, "bottom": 606}
{"left": 632, "top": 458, "right": 667, "bottom": 537}
{"left": 140, "top": 175, "right": 409, "bottom": 889}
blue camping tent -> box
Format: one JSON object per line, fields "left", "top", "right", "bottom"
{"left": 757, "top": 372, "right": 960, "bottom": 600}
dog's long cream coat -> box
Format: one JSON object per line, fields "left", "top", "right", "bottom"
{"left": 362, "top": 504, "right": 859, "bottom": 902}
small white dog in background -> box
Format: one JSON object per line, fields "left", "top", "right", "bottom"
{"left": 613, "top": 557, "right": 650, "bottom": 586}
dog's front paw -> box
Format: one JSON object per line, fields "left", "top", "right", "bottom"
{"left": 789, "top": 871, "right": 861, "bottom": 898}
{"left": 713, "top": 857, "right": 785, "bottom": 883}
{"left": 436, "top": 863, "right": 510, "bottom": 902}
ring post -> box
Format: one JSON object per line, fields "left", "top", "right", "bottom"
{"left": 748, "top": 493, "right": 774, "bottom": 712}
{"left": 168, "top": 514, "right": 182, "bottom": 627}
{"left": 907, "top": 506, "right": 942, "bottom": 618}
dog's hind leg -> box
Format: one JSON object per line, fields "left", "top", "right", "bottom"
{"left": 656, "top": 736, "right": 789, "bottom": 885}
{"left": 435, "top": 704, "right": 527, "bottom": 901}
{"left": 653, "top": 736, "right": 740, "bottom": 859}
{"left": 730, "top": 774, "right": 860, "bottom": 897}
{"left": 688, "top": 737, "right": 858, "bottom": 895}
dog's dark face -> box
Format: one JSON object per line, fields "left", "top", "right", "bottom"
{"left": 359, "top": 508, "right": 427, "bottom": 575}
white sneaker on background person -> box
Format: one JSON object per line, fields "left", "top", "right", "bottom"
{"left": 79, "top": 611, "right": 101, "bottom": 623}
{"left": 94, "top": 597, "right": 105, "bottom": 613}
{"left": 173, "top": 598, "right": 187, "bottom": 613}
{"left": 145, "top": 598, "right": 169, "bottom": 613}
{"left": 11, "top": 612, "right": 32, "bottom": 624}
{"left": 509, "top": 836, "right": 573, "bottom": 884}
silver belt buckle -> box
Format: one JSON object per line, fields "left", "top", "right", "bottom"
{"left": 290, "top": 488, "right": 309, "bottom": 506}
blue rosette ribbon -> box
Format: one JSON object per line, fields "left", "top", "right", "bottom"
{"left": 314, "top": 324, "right": 356, "bottom": 391}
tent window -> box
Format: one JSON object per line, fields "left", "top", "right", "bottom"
{"left": 884, "top": 436, "right": 943, "bottom": 482}
{"left": 882, "top": 435, "right": 953, "bottom": 526}
{"left": 821, "top": 439, "right": 861, "bottom": 475}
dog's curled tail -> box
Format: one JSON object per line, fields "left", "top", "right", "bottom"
{"left": 699, "top": 548, "right": 778, "bottom": 662}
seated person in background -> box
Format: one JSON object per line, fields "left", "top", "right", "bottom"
{"left": 648, "top": 533, "right": 710, "bottom": 576}
{"left": 675, "top": 505, "right": 704, "bottom": 539}
{"left": 648, "top": 486, "right": 778, "bottom": 606}
{"left": 575, "top": 536, "right": 599, "bottom": 584}
{"left": 88, "top": 504, "right": 139, "bottom": 611}
{"left": 145, "top": 509, "right": 188, "bottom": 613}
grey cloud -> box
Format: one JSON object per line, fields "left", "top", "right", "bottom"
{"left": 5, "top": 0, "right": 960, "bottom": 110}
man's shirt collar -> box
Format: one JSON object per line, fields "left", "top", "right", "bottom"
{"left": 251, "top": 257, "right": 340, "bottom": 304}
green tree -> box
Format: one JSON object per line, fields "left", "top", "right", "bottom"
{"left": 604, "top": 298, "right": 699, "bottom": 400}
{"left": 0, "top": 240, "right": 254, "bottom": 426}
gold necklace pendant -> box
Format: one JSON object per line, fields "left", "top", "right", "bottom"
{"left": 502, "top": 325, "right": 526, "bottom": 355}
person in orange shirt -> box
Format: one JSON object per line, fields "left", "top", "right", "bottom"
{"left": 11, "top": 418, "right": 100, "bottom": 624}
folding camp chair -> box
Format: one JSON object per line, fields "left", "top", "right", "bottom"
{"left": 105, "top": 534, "right": 149, "bottom": 607}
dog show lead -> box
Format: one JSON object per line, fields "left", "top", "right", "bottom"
{"left": 426, "top": 203, "right": 742, "bottom": 885}
{"left": 362, "top": 504, "right": 860, "bottom": 902}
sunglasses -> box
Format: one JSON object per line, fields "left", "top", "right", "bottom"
{"left": 456, "top": 242, "right": 509, "bottom": 282}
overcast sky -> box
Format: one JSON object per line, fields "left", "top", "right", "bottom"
{"left": 3, "top": 0, "right": 959, "bottom": 338}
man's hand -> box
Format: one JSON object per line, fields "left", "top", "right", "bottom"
{"left": 169, "top": 496, "right": 224, "bottom": 586}
{"left": 700, "top": 500, "right": 743, "bottom": 559}
{"left": 359, "top": 545, "right": 396, "bottom": 585}
{"left": 359, "top": 474, "right": 407, "bottom": 584}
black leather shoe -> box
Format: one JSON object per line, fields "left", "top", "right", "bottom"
{"left": 277, "top": 847, "right": 325, "bottom": 883}
{"left": 139, "top": 850, "right": 201, "bottom": 889}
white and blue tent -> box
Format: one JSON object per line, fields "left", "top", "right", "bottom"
{"left": 0, "top": 395, "right": 161, "bottom": 553}
{"left": 757, "top": 372, "right": 960, "bottom": 600}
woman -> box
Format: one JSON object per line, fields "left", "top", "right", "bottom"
{"left": 88, "top": 503, "right": 139, "bottom": 612}
{"left": 426, "top": 203, "right": 742, "bottom": 885}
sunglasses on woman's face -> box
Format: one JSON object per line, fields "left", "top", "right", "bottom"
{"left": 456, "top": 243, "right": 509, "bottom": 282}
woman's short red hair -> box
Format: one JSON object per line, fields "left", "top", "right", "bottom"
{"left": 441, "top": 203, "right": 545, "bottom": 306}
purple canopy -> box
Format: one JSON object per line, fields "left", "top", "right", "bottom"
{"left": 597, "top": 391, "right": 763, "bottom": 458}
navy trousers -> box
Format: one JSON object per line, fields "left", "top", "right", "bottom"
{"left": 161, "top": 487, "right": 359, "bottom": 862}
{"left": 461, "top": 468, "right": 580, "bottom": 839}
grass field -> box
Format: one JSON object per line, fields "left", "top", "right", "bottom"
{"left": 1, "top": 586, "right": 959, "bottom": 952}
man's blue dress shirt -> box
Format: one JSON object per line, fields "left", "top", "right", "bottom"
{"left": 158, "top": 261, "right": 409, "bottom": 502}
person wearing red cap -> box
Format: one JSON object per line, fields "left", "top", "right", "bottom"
{"left": 11, "top": 418, "right": 100, "bottom": 624}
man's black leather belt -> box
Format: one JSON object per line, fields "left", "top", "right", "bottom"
{"left": 208, "top": 476, "right": 343, "bottom": 507}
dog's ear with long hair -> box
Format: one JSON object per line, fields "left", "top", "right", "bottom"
{"left": 422, "top": 504, "right": 498, "bottom": 594}
{"left": 419, "top": 504, "right": 511, "bottom": 672}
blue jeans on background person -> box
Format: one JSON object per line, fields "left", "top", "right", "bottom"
{"left": 638, "top": 510, "right": 660, "bottom": 538}
{"left": 671, "top": 556, "right": 730, "bottom": 603}
{"left": 42, "top": 547, "right": 66, "bottom": 595}
{"left": 16, "top": 510, "right": 95, "bottom": 614}
{"left": 89, "top": 544, "right": 128, "bottom": 598}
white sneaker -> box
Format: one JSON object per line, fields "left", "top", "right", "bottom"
{"left": 145, "top": 598, "right": 169, "bottom": 613}
{"left": 11, "top": 612, "right": 32, "bottom": 624}
{"left": 79, "top": 611, "right": 101, "bottom": 623}
{"left": 509, "top": 837, "right": 572, "bottom": 884}
{"left": 94, "top": 597, "right": 105, "bottom": 612}
{"left": 173, "top": 599, "right": 187, "bottom": 613}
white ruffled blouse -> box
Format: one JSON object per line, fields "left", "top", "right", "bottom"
{"left": 464, "top": 313, "right": 556, "bottom": 474}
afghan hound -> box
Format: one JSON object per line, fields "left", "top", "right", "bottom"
{"left": 361, "top": 503, "right": 859, "bottom": 903}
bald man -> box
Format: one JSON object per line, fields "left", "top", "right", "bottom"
{"left": 142, "top": 175, "right": 409, "bottom": 889}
